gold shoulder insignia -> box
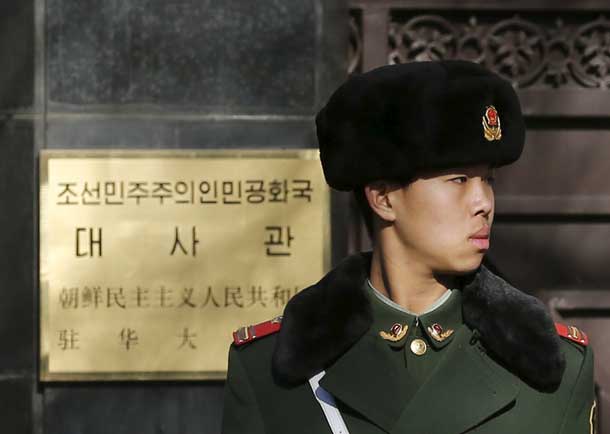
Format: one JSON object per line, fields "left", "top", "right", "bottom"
{"left": 555, "top": 322, "right": 589, "bottom": 346}
{"left": 232, "top": 316, "right": 283, "bottom": 346}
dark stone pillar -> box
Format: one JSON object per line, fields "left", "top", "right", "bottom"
{"left": 0, "top": 0, "right": 36, "bottom": 432}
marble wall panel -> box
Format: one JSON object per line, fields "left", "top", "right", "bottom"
{"left": 47, "top": 0, "right": 317, "bottom": 112}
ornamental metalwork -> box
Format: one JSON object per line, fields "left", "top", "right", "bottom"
{"left": 386, "top": 13, "right": 610, "bottom": 89}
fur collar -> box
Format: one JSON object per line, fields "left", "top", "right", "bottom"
{"left": 272, "top": 251, "right": 565, "bottom": 392}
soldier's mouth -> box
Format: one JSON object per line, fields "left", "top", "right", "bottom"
{"left": 469, "top": 238, "right": 489, "bottom": 250}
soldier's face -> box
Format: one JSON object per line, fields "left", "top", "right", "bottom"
{"left": 388, "top": 163, "right": 495, "bottom": 274}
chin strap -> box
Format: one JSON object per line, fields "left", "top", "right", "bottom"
{"left": 308, "top": 371, "right": 350, "bottom": 434}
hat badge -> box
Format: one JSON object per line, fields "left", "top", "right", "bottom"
{"left": 482, "top": 105, "right": 502, "bottom": 141}
{"left": 379, "top": 323, "right": 409, "bottom": 342}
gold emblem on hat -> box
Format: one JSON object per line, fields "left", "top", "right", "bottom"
{"left": 482, "top": 105, "right": 502, "bottom": 141}
{"left": 379, "top": 323, "right": 408, "bottom": 342}
{"left": 427, "top": 323, "right": 454, "bottom": 342}
{"left": 410, "top": 338, "right": 427, "bottom": 355}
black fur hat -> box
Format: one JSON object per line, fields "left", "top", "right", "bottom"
{"left": 316, "top": 60, "right": 526, "bottom": 191}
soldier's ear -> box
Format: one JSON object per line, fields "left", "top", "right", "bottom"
{"left": 364, "top": 181, "right": 398, "bottom": 223}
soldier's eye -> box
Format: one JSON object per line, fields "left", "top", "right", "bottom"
{"left": 451, "top": 176, "right": 467, "bottom": 184}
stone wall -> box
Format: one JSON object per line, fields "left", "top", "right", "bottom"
{"left": 0, "top": 1, "right": 347, "bottom": 432}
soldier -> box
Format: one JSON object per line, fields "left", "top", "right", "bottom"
{"left": 221, "top": 60, "right": 596, "bottom": 434}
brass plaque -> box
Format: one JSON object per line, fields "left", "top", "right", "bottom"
{"left": 39, "top": 149, "right": 330, "bottom": 381}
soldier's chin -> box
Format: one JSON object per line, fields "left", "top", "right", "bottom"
{"left": 443, "top": 255, "right": 484, "bottom": 275}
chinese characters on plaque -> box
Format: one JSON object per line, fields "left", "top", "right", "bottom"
{"left": 40, "top": 150, "right": 330, "bottom": 381}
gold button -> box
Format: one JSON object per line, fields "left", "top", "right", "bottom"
{"left": 410, "top": 338, "right": 427, "bottom": 356}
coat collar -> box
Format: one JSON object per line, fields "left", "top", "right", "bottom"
{"left": 318, "top": 324, "right": 520, "bottom": 433}
{"left": 271, "top": 251, "right": 565, "bottom": 392}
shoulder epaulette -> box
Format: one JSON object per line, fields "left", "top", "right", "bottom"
{"left": 232, "top": 316, "right": 283, "bottom": 346}
{"left": 555, "top": 322, "right": 589, "bottom": 346}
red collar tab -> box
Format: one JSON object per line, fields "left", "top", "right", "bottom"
{"left": 555, "top": 322, "right": 589, "bottom": 346}
{"left": 233, "top": 316, "right": 283, "bottom": 346}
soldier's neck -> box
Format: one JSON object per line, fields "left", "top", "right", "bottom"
{"left": 369, "top": 243, "right": 456, "bottom": 316}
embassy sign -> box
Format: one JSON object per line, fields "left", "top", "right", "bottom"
{"left": 39, "top": 149, "right": 330, "bottom": 381}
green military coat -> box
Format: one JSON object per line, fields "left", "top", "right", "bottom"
{"left": 222, "top": 252, "right": 595, "bottom": 434}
